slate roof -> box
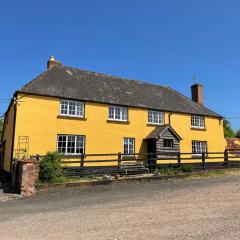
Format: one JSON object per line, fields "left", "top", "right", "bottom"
{"left": 145, "top": 125, "right": 182, "bottom": 140}
{"left": 225, "top": 138, "right": 240, "bottom": 150}
{"left": 18, "top": 65, "right": 222, "bottom": 118}
{"left": 225, "top": 138, "right": 240, "bottom": 156}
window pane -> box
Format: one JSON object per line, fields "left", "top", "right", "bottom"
{"left": 60, "top": 100, "right": 84, "bottom": 117}
{"left": 109, "top": 106, "right": 128, "bottom": 121}
{"left": 148, "top": 111, "right": 153, "bottom": 123}
{"left": 122, "top": 108, "right": 128, "bottom": 120}
{"left": 192, "top": 141, "right": 207, "bottom": 154}
{"left": 76, "top": 102, "right": 83, "bottom": 117}
{"left": 124, "top": 139, "right": 128, "bottom": 154}
{"left": 67, "top": 135, "right": 75, "bottom": 153}
{"left": 58, "top": 135, "right": 67, "bottom": 153}
{"left": 60, "top": 100, "right": 68, "bottom": 115}
{"left": 129, "top": 139, "right": 134, "bottom": 154}
{"left": 115, "top": 107, "right": 121, "bottom": 119}
{"left": 124, "top": 138, "right": 135, "bottom": 154}
{"left": 69, "top": 102, "right": 76, "bottom": 115}
{"left": 163, "top": 139, "right": 173, "bottom": 148}
{"left": 76, "top": 136, "right": 84, "bottom": 154}
{"left": 58, "top": 135, "right": 85, "bottom": 155}
{"left": 109, "top": 106, "right": 115, "bottom": 119}
{"left": 153, "top": 112, "right": 158, "bottom": 123}
{"left": 148, "top": 111, "right": 164, "bottom": 124}
{"left": 191, "top": 116, "right": 205, "bottom": 129}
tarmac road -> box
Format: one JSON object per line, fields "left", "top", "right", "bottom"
{"left": 0, "top": 173, "right": 240, "bottom": 240}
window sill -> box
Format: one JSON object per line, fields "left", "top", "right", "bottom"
{"left": 191, "top": 127, "right": 206, "bottom": 131}
{"left": 147, "top": 123, "right": 164, "bottom": 126}
{"left": 107, "top": 119, "right": 130, "bottom": 124}
{"left": 57, "top": 115, "right": 87, "bottom": 120}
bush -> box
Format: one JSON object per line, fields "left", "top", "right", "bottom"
{"left": 159, "top": 167, "right": 178, "bottom": 175}
{"left": 39, "top": 152, "right": 63, "bottom": 182}
{"left": 179, "top": 164, "right": 193, "bottom": 173}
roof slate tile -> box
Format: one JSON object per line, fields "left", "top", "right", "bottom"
{"left": 18, "top": 65, "right": 222, "bottom": 118}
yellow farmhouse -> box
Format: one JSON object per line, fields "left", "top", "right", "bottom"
{"left": 1, "top": 57, "right": 226, "bottom": 173}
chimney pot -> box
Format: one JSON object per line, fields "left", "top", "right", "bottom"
{"left": 47, "top": 56, "right": 62, "bottom": 69}
{"left": 191, "top": 83, "right": 203, "bottom": 105}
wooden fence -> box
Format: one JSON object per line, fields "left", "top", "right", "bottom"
{"left": 31, "top": 149, "right": 240, "bottom": 175}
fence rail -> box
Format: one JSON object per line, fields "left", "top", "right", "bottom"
{"left": 30, "top": 149, "right": 240, "bottom": 175}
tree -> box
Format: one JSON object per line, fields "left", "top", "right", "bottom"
{"left": 236, "top": 129, "right": 240, "bottom": 138}
{"left": 0, "top": 117, "right": 3, "bottom": 139}
{"left": 223, "top": 119, "right": 235, "bottom": 137}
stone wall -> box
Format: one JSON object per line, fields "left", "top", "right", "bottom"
{"left": 17, "top": 159, "right": 39, "bottom": 196}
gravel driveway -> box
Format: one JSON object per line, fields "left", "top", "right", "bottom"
{"left": 0, "top": 173, "right": 240, "bottom": 240}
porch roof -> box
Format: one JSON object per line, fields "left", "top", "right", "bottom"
{"left": 145, "top": 124, "right": 182, "bottom": 141}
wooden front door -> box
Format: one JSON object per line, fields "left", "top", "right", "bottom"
{"left": 147, "top": 139, "right": 157, "bottom": 169}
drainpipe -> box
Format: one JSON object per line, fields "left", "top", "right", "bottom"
{"left": 10, "top": 93, "right": 17, "bottom": 173}
{"left": 168, "top": 112, "right": 172, "bottom": 126}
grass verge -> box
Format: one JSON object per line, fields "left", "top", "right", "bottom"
{"left": 37, "top": 175, "right": 99, "bottom": 184}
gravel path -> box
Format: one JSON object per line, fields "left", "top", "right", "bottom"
{"left": 0, "top": 173, "right": 240, "bottom": 239}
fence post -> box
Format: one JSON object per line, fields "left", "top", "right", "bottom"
{"left": 224, "top": 150, "right": 229, "bottom": 168}
{"left": 177, "top": 152, "right": 181, "bottom": 167}
{"left": 118, "top": 152, "right": 122, "bottom": 166}
{"left": 148, "top": 152, "right": 156, "bottom": 170}
{"left": 80, "top": 153, "right": 85, "bottom": 176}
{"left": 202, "top": 152, "right": 206, "bottom": 171}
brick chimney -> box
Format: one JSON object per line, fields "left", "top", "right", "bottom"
{"left": 47, "top": 56, "right": 62, "bottom": 69}
{"left": 191, "top": 83, "right": 203, "bottom": 105}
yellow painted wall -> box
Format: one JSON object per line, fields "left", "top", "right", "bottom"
{"left": 2, "top": 103, "right": 15, "bottom": 172}
{"left": 4, "top": 93, "right": 226, "bottom": 171}
{"left": 162, "top": 113, "right": 226, "bottom": 164}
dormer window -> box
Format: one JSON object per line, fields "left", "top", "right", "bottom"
{"left": 148, "top": 110, "right": 164, "bottom": 125}
{"left": 60, "top": 99, "right": 84, "bottom": 117}
{"left": 191, "top": 115, "right": 205, "bottom": 129}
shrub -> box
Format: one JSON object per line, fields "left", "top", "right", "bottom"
{"left": 159, "top": 167, "right": 177, "bottom": 175}
{"left": 39, "top": 152, "right": 63, "bottom": 182}
{"left": 180, "top": 164, "right": 193, "bottom": 173}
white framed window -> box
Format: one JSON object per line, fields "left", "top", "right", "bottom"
{"left": 60, "top": 99, "right": 84, "bottom": 117}
{"left": 148, "top": 110, "right": 164, "bottom": 125}
{"left": 109, "top": 105, "right": 128, "bottom": 121}
{"left": 192, "top": 141, "right": 207, "bottom": 155}
{"left": 57, "top": 135, "right": 85, "bottom": 155}
{"left": 191, "top": 115, "right": 205, "bottom": 129}
{"left": 124, "top": 138, "right": 135, "bottom": 155}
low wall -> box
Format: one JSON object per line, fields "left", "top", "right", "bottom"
{"left": 14, "top": 159, "right": 39, "bottom": 196}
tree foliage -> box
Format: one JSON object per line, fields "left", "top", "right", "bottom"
{"left": 223, "top": 119, "right": 235, "bottom": 138}
{"left": 236, "top": 129, "right": 240, "bottom": 138}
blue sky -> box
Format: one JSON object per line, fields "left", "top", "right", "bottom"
{"left": 1, "top": 1, "right": 240, "bottom": 129}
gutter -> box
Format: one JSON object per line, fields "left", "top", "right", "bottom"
{"left": 15, "top": 91, "right": 223, "bottom": 119}
{"left": 10, "top": 93, "right": 17, "bottom": 173}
